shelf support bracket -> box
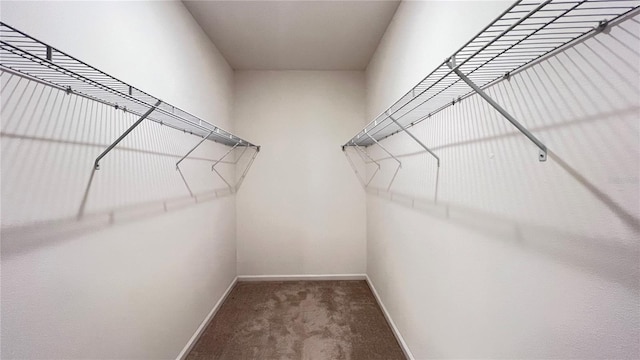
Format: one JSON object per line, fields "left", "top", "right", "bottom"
{"left": 211, "top": 143, "right": 239, "bottom": 171}
{"left": 364, "top": 132, "right": 402, "bottom": 191}
{"left": 364, "top": 132, "right": 401, "bottom": 167}
{"left": 94, "top": 100, "right": 162, "bottom": 170}
{"left": 211, "top": 143, "right": 240, "bottom": 191}
{"left": 354, "top": 144, "right": 381, "bottom": 187}
{"left": 447, "top": 58, "right": 547, "bottom": 161}
{"left": 235, "top": 147, "right": 259, "bottom": 192}
{"left": 343, "top": 147, "right": 366, "bottom": 188}
{"left": 342, "top": 144, "right": 381, "bottom": 188}
{"left": 386, "top": 111, "right": 440, "bottom": 167}
{"left": 176, "top": 130, "right": 215, "bottom": 170}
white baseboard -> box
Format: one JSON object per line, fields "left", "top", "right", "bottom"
{"left": 366, "top": 275, "right": 415, "bottom": 360}
{"left": 176, "top": 276, "right": 238, "bottom": 360}
{"left": 237, "top": 274, "right": 367, "bottom": 281}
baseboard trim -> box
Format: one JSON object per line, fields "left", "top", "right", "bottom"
{"left": 365, "top": 275, "right": 415, "bottom": 360}
{"left": 237, "top": 274, "right": 367, "bottom": 281}
{"left": 176, "top": 276, "right": 238, "bottom": 360}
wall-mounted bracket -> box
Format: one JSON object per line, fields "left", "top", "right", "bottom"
{"left": 94, "top": 100, "right": 162, "bottom": 170}
{"left": 354, "top": 144, "right": 381, "bottom": 187}
{"left": 596, "top": 19, "right": 609, "bottom": 33}
{"left": 343, "top": 144, "right": 382, "bottom": 189}
{"left": 343, "top": 148, "right": 366, "bottom": 187}
{"left": 386, "top": 111, "right": 440, "bottom": 167}
{"left": 176, "top": 130, "right": 215, "bottom": 170}
{"left": 209, "top": 143, "right": 244, "bottom": 191}
{"left": 364, "top": 132, "right": 402, "bottom": 167}
{"left": 211, "top": 143, "right": 239, "bottom": 172}
{"left": 235, "top": 148, "right": 259, "bottom": 192}
{"left": 447, "top": 57, "right": 547, "bottom": 161}
{"left": 176, "top": 140, "right": 257, "bottom": 196}
{"left": 364, "top": 132, "right": 402, "bottom": 191}
{"left": 354, "top": 144, "right": 381, "bottom": 170}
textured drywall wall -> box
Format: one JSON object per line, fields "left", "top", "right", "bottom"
{"left": 0, "top": 1, "right": 241, "bottom": 358}
{"left": 234, "top": 71, "right": 366, "bottom": 276}
{"left": 363, "top": 1, "right": 640, "bottom": 358}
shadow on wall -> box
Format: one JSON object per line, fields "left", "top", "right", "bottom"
{"left": 366, "top": 184, "right": 639, "bottom": 291}
{"left": 0, "top": 72, "right": 250, "bottom": 258}
{"left": 352, "top": 15, "right": 640, "bottom": 290}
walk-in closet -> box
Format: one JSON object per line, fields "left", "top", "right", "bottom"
{"left": 1, "top": 0, "right": 639, "bottom": 359}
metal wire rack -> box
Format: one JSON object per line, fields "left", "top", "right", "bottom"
{"left": 0, "top": 22, "right": 259, "bottom": 170}
{"left": 343, "top": 0, "right": 640, "bottom": 162}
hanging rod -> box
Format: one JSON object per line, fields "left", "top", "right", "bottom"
{"left": 342, "top": 0, "right": 640, "bottom": 161}
{"left": 0, "top": 22, "right": 259, "bottom": 154}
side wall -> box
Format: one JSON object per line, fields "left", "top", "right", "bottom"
{"left": 1, "top": 2, "right": 239, "bottom": 358}
{"left": 364, "top": 1, "right": 640, "bottom": 359}
{"left": 234, "top": 71, "right": 366, "bottom": 276}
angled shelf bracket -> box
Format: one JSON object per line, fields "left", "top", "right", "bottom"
{"left": 175, "top": 138, "right": 259, "bottom": 195}
{"left": 95, "top": 100, "right": 162, "bottom": 170}
{"left": 207, "top": 143, "right": 260, "bottom": 193}
{"left": 386, "top": 111, "right": 440, "bottom": 166}
{"left": 364, "top": 131, "right": 402, "bottom": 191}
{"left": 235, "top": 148, "right": 259, "bottom": 192}
{"left": 343, "top": 144, "right": 381, "bottom": 188}
{"left": 342, "top": 131, "right": 402, "bottom": 191}
{"left": 343, "top": 148, "right": 366, "bottom": 188}
{"left": 211, "top": 143, "right": 240, "bottom": 172}
{"left": 364, "top": 131, "right": 402, "bottom": 168}
{"left": 354, "top": 144, "right": 381, "bottom": 187}
{"left": 176, "top": 130, "right": 216, "bottom": 170}
{"left": 211, "top": 143, "right": 240, "bottom": 190}
{"left": 446, "top": 56, "right": 547, "bottom": 161}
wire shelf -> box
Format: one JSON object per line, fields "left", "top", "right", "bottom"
{"left": 344, "top": 0, "right": 640, "bottom": 148}
{"left": 0, "top": 22, "right": 258, "bottom": 149}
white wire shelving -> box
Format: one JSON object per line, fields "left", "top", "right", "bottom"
{"left": 0, "top": 22, "right": 260, "bottom": 172}
{"left": 342, "top": 0, "right": 640, "bottom": 163}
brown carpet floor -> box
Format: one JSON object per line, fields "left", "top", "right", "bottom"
{"left": 186, "top": 280, "right": 406, "bottom": 360}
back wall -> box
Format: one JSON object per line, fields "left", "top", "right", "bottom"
{"left": 234, "top": 71, "right": 366, "bottom": 276}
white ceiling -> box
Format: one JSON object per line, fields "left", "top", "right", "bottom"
{"left": 183, "top": 0, "right": 400, "bottom": 70}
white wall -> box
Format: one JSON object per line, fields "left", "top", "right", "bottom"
{"left": 364, "top": 1, "right": 640, "bottom": 359}
{"left": 1, "top": 2, "right": 240, "bottom": 359}
{"left": 234, "top": 71, "right": 366, "bottom": 276}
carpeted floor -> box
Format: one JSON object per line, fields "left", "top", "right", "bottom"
{"left": 186, "top": 280, "right": 406, "bottom": 360}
